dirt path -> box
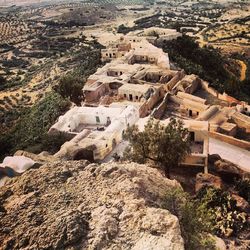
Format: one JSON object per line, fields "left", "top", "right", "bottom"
{"left": 237, "top": 60, "right": 247, "bottom": 81}
{"left": 196, "top": 29, "right": 208, "bottom": 48}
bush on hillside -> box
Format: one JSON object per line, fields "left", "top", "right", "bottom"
{"left": 196, "top": 186, "right": 248, "bottom": 237}
{"left": 0, "top": 92, "right": 70, "bottom": 160}
{"left": 123, "top": 118, "right": 191, "bottom": 178}
{"left": 234, "top": 179, "right": 250, "bottom": 204}
{"left": 164, "top": 188, "right": 215, "bottom": 250}
{"left": 54, "top": 75, "right": 84, "bottom": 106}
{"left": 40, "top": 132, "right": 70, "bottom": 154}
{"left": 161, "top": 35, "right": 242, "bottom": 98}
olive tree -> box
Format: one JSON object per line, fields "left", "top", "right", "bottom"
{"left": 123, "top": 117, "right": 191, "bottom": 178}
{"left": 54, "top": 75, "right": 84, "bottom": 106}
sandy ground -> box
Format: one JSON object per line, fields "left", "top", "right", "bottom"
{"left": 0, "top": 72, "right": 42, "bottom": 101}
{"left": 0, "top": 64, "right": 59, "bottom": 109}
{"left": 209, "top": 138, "right": 250, "bottom": 173}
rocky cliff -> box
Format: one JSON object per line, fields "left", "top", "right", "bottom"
{"left": 0, "top": 161, "right": 184, "bottom": 250}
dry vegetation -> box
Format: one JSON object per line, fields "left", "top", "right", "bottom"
{"left": 0, "top": 0, "right": 150, "bottom": 134}
{"left": 0, "top": 0, "right": 249, "bottom": 130}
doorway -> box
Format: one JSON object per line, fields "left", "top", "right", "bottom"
{"left": 73, "top": 149, "right": 94, "bottom": 162}
{"left": 190, "top": 132, "right": 195, "bottom": 141}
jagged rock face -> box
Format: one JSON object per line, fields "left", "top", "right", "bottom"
{"left": 0, "top": 161, "right": 184, "bottom": 250}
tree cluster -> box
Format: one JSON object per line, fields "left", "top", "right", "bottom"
{"left": 197, "top": 186, "right": 248, "bottom": 237}
{"left": 161, "top": 36, "right": 245, "bottom": 98}
{"left": 54, "top": 75, "right": 84, "bottom": 106}
{"left": 0, "top": 75, "right": 7, "bottom": 89}
{"left": 164, "top": 185, "right": 249, "bottom": 249}
{"left": 123, "top": 118, "right": 191, "bottom": 178}
{"left": 0, "top": 92, "right": 70, "bottom": 160}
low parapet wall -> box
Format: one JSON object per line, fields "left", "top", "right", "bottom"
{"left": 152, "top": 93, "right": 170, "bottom": 119}
{"left": 201, "top": 81, "right": 218, "bottom": 97}
{"left": 231, "top": 112, "right": 250, "bottom": 133}
{"left": 165, "top": 70, "right": 185, "bottom": 91}
{"left": 201, "top": 81, "right": 241, "bottom": 105}
{"left": 139, "top": 87, "right": 165, "bottom": 118}
{"left": 209, "top": 131, "right": 250, "bottom": 151}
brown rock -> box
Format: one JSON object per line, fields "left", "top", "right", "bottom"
{"left": 195, "top": 172, "right": 222, "bottom": 192}
{"left": 0, "top": 161, "right": 184, "bottom": 250}
{"left": 208, "top": 154, "right": 222, "bottom": 164}
{"left": 232, "top": 194, "right": 250, "bottom": 213}
{"left": 14, "top": 150, "right": 57, "bottom": 165}
{"left": 214, "top": 160, "right": 244, "bottom": 179}
{"left": 210, "top": 235, "right": 226, "bottom": 250}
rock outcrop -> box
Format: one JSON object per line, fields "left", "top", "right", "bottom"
{"left": 0, "top": 161, "right": 184, "bottom": 250}
{"left": 231, "top": 194, "right": 250, "bottom": 213}
{"left": 195, "top": 172, "right": 223, "bottom": 192}
{"left": 14, "top": 150, "right": 57, "bottom": 165}
{"left": 214, "top": 159, "right": 244, "bottom": 177}
{"left": 209, "top": 154, "right": 250, "bottom": 179}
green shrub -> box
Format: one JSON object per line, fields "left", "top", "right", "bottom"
{"left": 197, "top": 186, "right": 248, "bottom": 237}
{"left": 40, "top": 132, "right": 70, "bottom": 154}
{"left": 164, "top": 188, "right": 215, "bottom": 250}
{"left": 54, "top": 75, "right": 84, "bottom": 106}
{"left": 123, "top": 118, "right": 190, "bottom": 178}
{"left": 0, "top": 92, "right": 70, "bottom": 160}
{"left": 234, "top": 179, "right": 250, "bottom": 203}
{"left": 160, "top": 35, "right": 244, "bottom": 99}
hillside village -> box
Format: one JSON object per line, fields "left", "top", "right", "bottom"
{"left": 1, "top": 17, "right": 250, "bottom": 197}
{"left": 0, "top": 1, "right": 250, "bottom": 249}
{"left": 46, "top": 27, "right": 250, "bottom": 174}
{"left": 1, "top": 28, "right": 250, "bottom": 247}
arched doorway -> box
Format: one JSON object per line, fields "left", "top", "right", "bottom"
{"left": 73, "top": 146, "right": 96, "bottom": 162}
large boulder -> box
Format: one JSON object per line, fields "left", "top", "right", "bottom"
{"left": 0, "top": 161, "right": 184, "bottom": 250}
{"left": 210, "top": 235, "right": 226, "bottom": 250}
{"left": 0, "top": 156, "right": 35, "bottom": 182}
{"left": 195, "top": 172, "right": 223, "bottom": 192}
{"left": 0, "top": 156, "right": 35, "bottom": 174}
{"left": 213, "top": 160, "right": 244, "bottom": 180}
{"left": 208, "top": 154, "right": 222, "bottom": 164}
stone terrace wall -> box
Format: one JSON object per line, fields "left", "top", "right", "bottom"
{"left": 209, "top": 131, "right": 250, "bottom": 150}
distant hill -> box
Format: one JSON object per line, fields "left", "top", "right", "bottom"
{"left": 1, "top": 0, "right": 149, "bottom": 6}
{"left": 0, "top": 0, "right": 67, "bottom": 6}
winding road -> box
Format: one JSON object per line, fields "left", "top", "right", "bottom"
{"left": 237, "top": 60, "right": 247, "bottom": 81}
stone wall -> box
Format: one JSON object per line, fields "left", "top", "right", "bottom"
{"left": 209, "top": 131, "right": 250, "bottom": 150}
{"left": 84, "top": 83, "right": 109, "bottom": 103}
{"left": 165, "top": 70, "right": 185, "bottom": 91}
{"left": 139, "top": 87, "right": 165, "bottom": 118}
{"left": 152, "top": 93, "right": 170, "bottom": 119}
{"left": 201, "top": 80, "right": 241, "bottom": 105}
{"left": 231, "top": 112, "right": 250, "bottom": 133}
